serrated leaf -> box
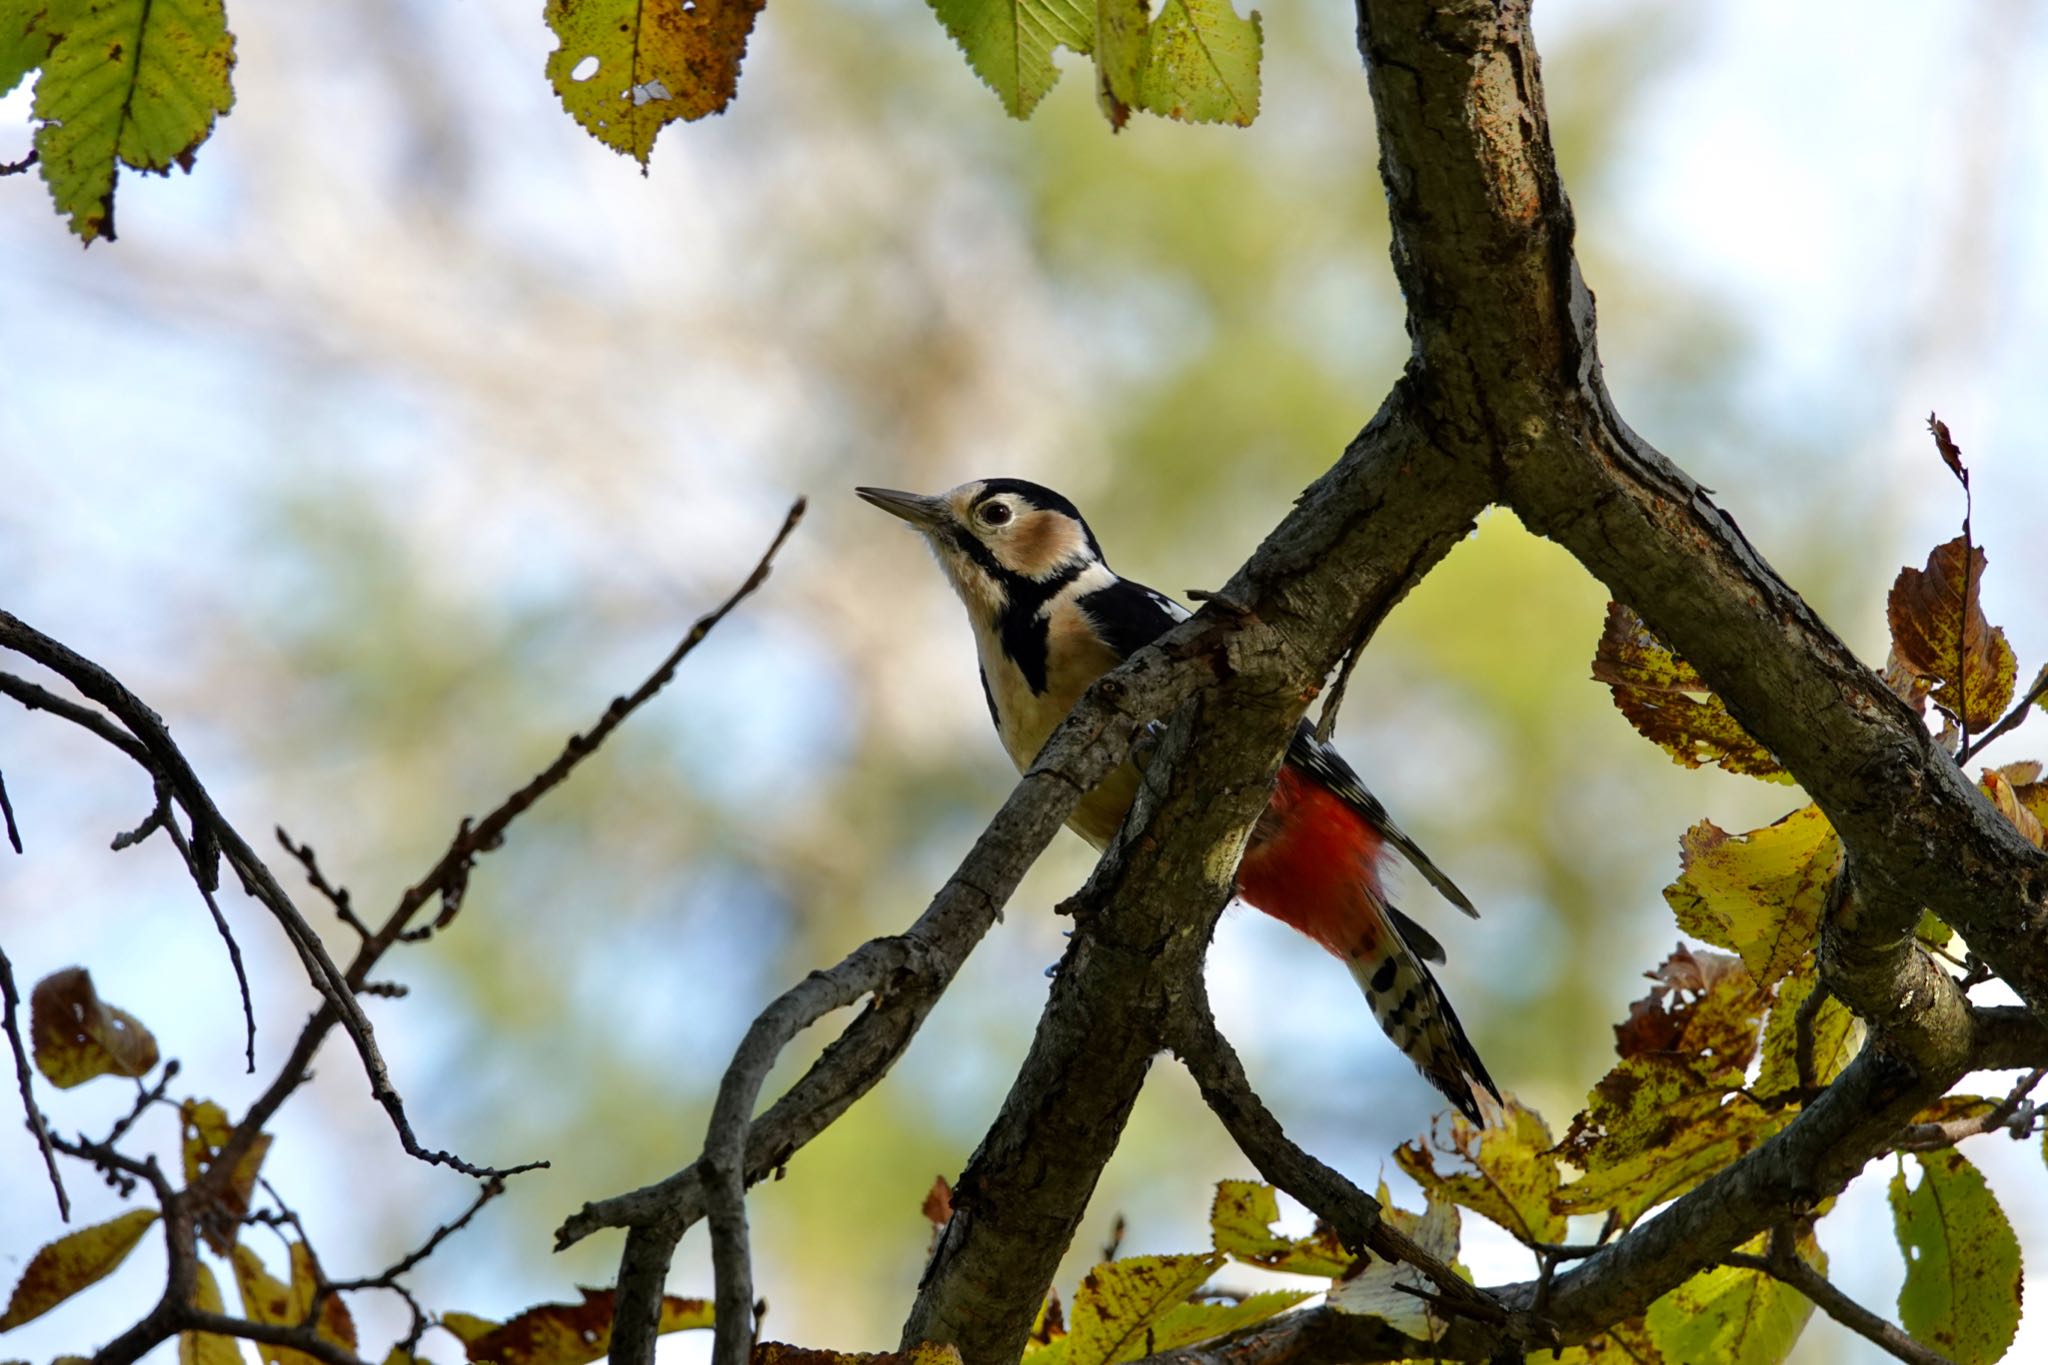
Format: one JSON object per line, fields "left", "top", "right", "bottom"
{"left": 1645, "top": 1231, "right": 1819, "bottom": 1365}
{"left": 30, "top": 0, "right": 234, "bottom": 244}
{"left": 1135, "top": 0, "right": 1259, "bottom": 126}
{"left": 924, "top": 0, "right": 1092, "bottom": 118}
{"left": 1060, "top": 1253, "right": 1224, "bottom": 1365}
{"left": 30, "top": 966, "right": 159, "bottom": 1086}
{"left": 179, "top": 1098, "right": 271, "bottom": 1255}
{"left": 1755, "top": 958, "right": 1860, "bottom": 1100}
{"left": 1394, "top": 1101, "right": 1565, "bottom": 1246}
{"left": 1325, "top": 1191, "right": 1460, "bottom": 1341}
{"left": 0, "top": 1208, "right": 157, "bottom": 1329}
{"left": 1891, "top": 1149, "right": 2023, "bottom": 1365}
{"left": 181, "top": 1262, "right": 241, "bottom": 1365}
{"left": 1209, "top": 1180, "right": 1352, "bottom": 1277}
{"left": 544, "top": 0, "right": 765, "bottom": 165}
{"left": 1887, "top": 537, "right": 2017, "bottom": 733}
{"left": 288, "top": 1242, "right": 356, "bottom": 1351}
{"left": 455, "top": 1288, "right": 712, "bottom": 1364}
{"left": 1665, "top": 806, "right": 1839, "bottom": 992}
{"left": 1591, "top": 602, "right": 1790, "bottom": 782}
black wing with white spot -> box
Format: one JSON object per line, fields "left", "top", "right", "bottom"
{"left": 1074, "top": 576, "right": 1189, "bottom": 661}
{"left": 1286, "top": 720, "right": 1478, "bottom": 919}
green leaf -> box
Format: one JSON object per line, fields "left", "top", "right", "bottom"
{"left": 543, "top": 0, "right": 766, "bottom": 166}
{"left": 1891, "top": 1149, "right": 2023, "bottom": 1365}
{"left": 1887, "top": 536, "right": 2018, "bottom": 733}
{"left": 1141, "top": 1291, "right": 1311, "bottom": 1353}
{"left": 1135, "top": 0, "right": 1259, "bottom": 126}
{"left": 1092, "top": 0, "right": 1146, "bottom": 120}
{"left": 1664, "top": 805, "right": 1839, "bottom": 993}
{"left": 0, "top": 1208, "right": 157, "bottom": 1330}
{"left": 1591, "top": 602, "right": 1791, "bottom": 782}
{"left": 1060, "top": 1253, "right": 1224, "bottom": 1365}
{"left": 1394, "top": 1100, "right": 1567, "bottom": 1245}
{"left": 1209, "top": 1180, "right": 1353, "bottom": 1277}
{"left": 1533, "top": 1317, "right": 1666, "bottom": 1363}
{"left": 31, "top": 0, "right": 234, "bottom": 244}
{"left": 923, "top": 0, "right": 1093, "bottom": 118}
{"left": 1754, "top": 958, "right": 1860, "bottom": 1099}
{"left": 2, "top": 0, "right": 71, "bottom": 97}
{"left": 1646, "top": 1232, "right": 1819, "bottom": 1365}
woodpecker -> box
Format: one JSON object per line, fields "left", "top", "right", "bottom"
{"left": 857, "top": 478, "right": 1500, "bottom": 1124}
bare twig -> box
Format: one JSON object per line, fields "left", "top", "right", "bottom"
{"left": 0, "top": 150, "right": 38, "bottom": 176}
{"left": 0, "top": 769, "right": 21, "bottom": 853}
{"left": 1721, "top": 1227, "right": 1955, "bottom": 1365}
{"left": 0, "top": 944, "right": 68, "bottom": 1219}
{"left": 104, "top": 1059, "right": 181, "bottom": 1148}
{"left": 0, "top": 669, "right": 150, "bottom": 762}
{"left": 1893, "top": 1067, "right": 2047, "bottom": 1152}
{"left": 160, "top": 808, "right": 258, "bottom": 1073}
{"left": 277, "top": 827, "right": 371, "bottom": 939}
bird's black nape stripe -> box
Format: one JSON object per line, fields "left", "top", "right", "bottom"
{"left": 993, "top": 556, "right": 1092, "bottom": 694}
{"left": 972, "top": 478, "right": 1105, "bottom": 561}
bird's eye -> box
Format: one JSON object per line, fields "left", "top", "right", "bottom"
{"left": 978, "top": 502, "right": 1013, "bottom": 527}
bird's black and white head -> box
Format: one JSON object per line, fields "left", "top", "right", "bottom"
{"left": 855, "top": 478, "right": 1107, "bottom": 627}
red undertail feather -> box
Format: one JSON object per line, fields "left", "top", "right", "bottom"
{"left": 1237, "top": 766, "right": 1500, "bottom": 1125}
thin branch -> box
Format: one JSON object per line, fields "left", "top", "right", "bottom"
{"left": 0, "top": 768, "right": 21, "bottom": 853}
{"left": 0, "top": 149, "right": 37, "bottom": 176}
{"left": 277, "top": 827, "right": 371, "bottom": 939}
{"left": 160, "top": 807, "right": 257, "bottom": 1073}
{"left": 0, "top": 669, "right": 151, "bottom": 763}
{"left": 0, "top": 944, "right": 68, "bottom": 1220}
{"left": 1893, "top": 1067, "right": 2047, "bottom": 1152}
{"left": 1720, "top": 1227, "right": 1955, "bottom": 1365}
{"left": 327, "top": 1176, "right": 504, "bottom": 1291}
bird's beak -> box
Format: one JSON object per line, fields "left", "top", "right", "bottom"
{"left": 855, "top": 486, "right": 949, "bottom": 530}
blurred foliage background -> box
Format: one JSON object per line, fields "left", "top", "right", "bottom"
{"left": 3, "top": 0, "right": 2047, "bottom": 1361}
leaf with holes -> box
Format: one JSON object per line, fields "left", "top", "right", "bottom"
{"left": 1664, "top": 805, "right": 1840, "bottom": 993}
{"left": 0, "top": 1208, "right": 157, "bottom": 1329}
{"left": 1394, "top": 1100, "right": 1566, "bottom": 1246}
{"left": 1887, "top": 536, "right": 2017, "bottom": 734}
{"left": 450, "top": 1288, "right": 712, "bottom": 1363}
{"left": 30, "top": 0, "right": 235, "bottom": 243}
{"left": 1891, "top": 1149, "right": 2023, "bottom": 1365}
{"left": 1209, "top": 1180, "right": 1352, "bottom": 1277}
{"left": 544, "top": 0, "right": 766, "bottom": 165}
{"left": 1646, "top": 1230, "right": 1820, "bottom": 1365}
{"left": 30, "top": 966, "right": 159, "bottom": 1087}
{"left": 1591, "top": 602, "right": 1789, "bottom": 782}
{"left": 180, "top": 1098, "right": 271, "bottom": 1255}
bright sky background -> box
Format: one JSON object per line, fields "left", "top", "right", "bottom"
{"left": 4, "top": 0, "right": 2048, "bottom": 1362}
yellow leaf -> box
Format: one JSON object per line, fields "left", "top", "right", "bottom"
{"left": 1591, "top": 602, "right": 1789, "bottom": 782}
{"left": 1754, "top": 958, "right": 1861, "bottom": 1099}
{"left": 289, "top": 1242, "right": 357, "bottom": 1349}
{"left": 1536, "top": 1316, "right": 1667, "bottom": 1363}
{"left": 1981, "top": 769, "right": 2045, "bottom": 848}
{"left": 1061, "top": 1253, "right": 1224, "bottom": 1365}
{"left": 1208, "top": 1181, "right": 1353, "bottom": 1277}
{"left": 180, "top": 1262, "right": 242, "bottom": 1365}
{"left": 0, "top": 1208, "right": 157, "bottom": 1329}
{"left": 30, "top": 0, "right": 235, "bottom": 244}
{"left": 1394, "top": 1099, "right": 1567, "bottom": 1246}
{"left": 1135, "top": 0, "right": 1260, "bottom": 126}
{"left": 1646, "top": 1231, "right": 1819, "bottom": 1365}
{"left": 923, "top": 0, "right": 1092, "bottom": 119}
{"left": 1887, "top": 536, "right": 2018, "bottom": 733}
{"left": 30, "top": 966, "right": 159, "bottom": 1087}
{"left": 180, "top": 1099, "right": 271, "bottom": 1255}
{"left": 543, "top": 0, "right": 764, "bottom": 165}
{"left": 1664, "top": 806, "right": 1839, "bottom": 992}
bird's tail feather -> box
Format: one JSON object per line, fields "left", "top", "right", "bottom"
{"left": 1347, "top": 920, "right": 1500, "bottom": 1126}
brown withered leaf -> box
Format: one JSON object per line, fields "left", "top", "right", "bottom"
{"left": 921, "top": 1175, "right": 953, "bottom": 1225}
{"left": 458, "top": 1288, "right": 711, "bottom": 1363}
{"left": 1028, "top": 1288, "right": 1067, "bottom": 1346}
{"left": 1928, "top": 413, "right": 1968, "bottom": 487}
{"left": 30, "top": 967, "right": 159, "bottom": 1087}
{"left": 1591, "top": 602, "right": 1788, "bottom": 781}
{"left": 1887, "top": 536, "right": 2016, "bottom": 733}
{"left": 1883, "top": 647, "right": 1934, "bottom": 715}
{"left": 1612, "top": 946, "right": 1752, "bottom": 1061}
{"left": 179, "top": 1099, "right": 272, "bottom": 1255}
